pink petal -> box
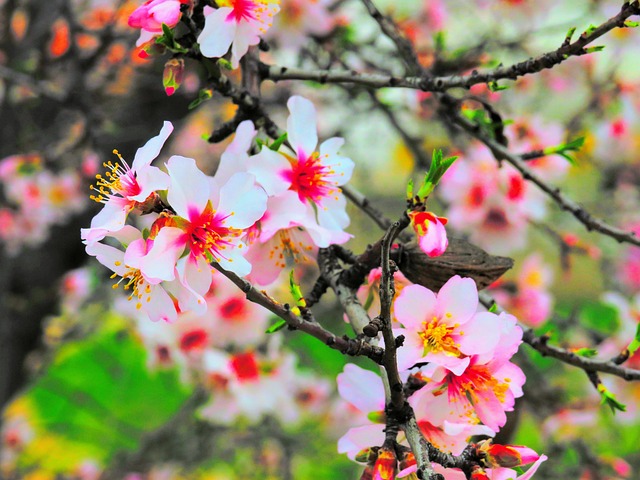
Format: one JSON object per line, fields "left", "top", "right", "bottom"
{"left": 394, "top": 284, "right": 437, "bottom": 330}
{"left": 337, "top": 364, "right": 385, "bottom": 414}
{"left": 337, "top": 424, "right": 386, "bottom": 459}
{"left": 139, "top": 226, "right": 186, "bottom": 281}
{"left": 457, "top": 312, "right": 501, "bottom": 356}
{"left": 436, "top": 276, "right": 478, "bottom": 326}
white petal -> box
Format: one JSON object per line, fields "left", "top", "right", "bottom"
{"left": 198, "top": 7, "right": 236, "bottom": 58}
{"left": 132, "top": 121, "right": 173, "bottom": 170}
{"left": 287, "top": 96, "right": 318, "bottom": 157}
{"left": 218, "top": 172, "right": 267, "bottom": 229}
{"left": 166, "top": 156, "right": 210, "bottom": 219}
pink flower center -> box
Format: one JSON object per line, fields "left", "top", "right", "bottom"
{"left": 219, "top": 297, "right": 246, "bottom": 321}
{"left": 485, "top": 208, "right": 509, "bottom": 229}
{"left": 90, "top": 150, "right": 142, "bottom": 204}
{"left": 284, "top": 152, "right": 336, "bottom": 204}
{"left": 226, "top": 0, "right": 258, "bottom": 22}
{"left": 444, "top": 365, "right": 510, "bottom": 411}
{"left": 230, "top": 352, "right": 260, "bottom": 382}
{"left": 185, "top": 202, "right": 241, "bottom": 261}
{"left": 268, "top": 229, "right": 314, "bottom": 268}
{"left": 179, "top": 329, "right": 209, "bottom": 352}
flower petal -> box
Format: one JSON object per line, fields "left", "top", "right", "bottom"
{"left": 287, "top": 96, "right": 318, "bottom": 158}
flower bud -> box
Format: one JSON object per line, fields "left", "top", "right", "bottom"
{"left": 163, "top": 58, "right": 184, "bottom": 96}
{"left": 476, "top": 439, "right": 541, "bottom": 468}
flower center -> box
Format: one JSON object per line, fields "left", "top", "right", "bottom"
{"left": 219, "top": 297, "right": 246, "bottom": 321}
{"left": 268, "top": 229, "right": 313, "bottom": 268}
{"left": 111, "top": 261, "right": 151, "bottom": 311}
{"left": 230, "top": 352, "right": 260, "bottom": 382}
{"left": 90, "top": 149, "right": 141, "bottom": 203}
{"left": 284, "top": 151, "right": 336, "bottom": 204}
{"left": 186, "top": 202, "right": 241, "bottom": 261}
{"left": 179, "top": 329, "right": 209, "bottom": 352}
{"left": 418, "top": 316, "right": 461, "bottom": 356}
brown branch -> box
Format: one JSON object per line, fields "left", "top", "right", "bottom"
{"left": 261, "top": 2, "right": 640, "bottom": 92}
{"left": 359, "top": 0, "right": 422, "bottom": 75}
{"left": 478, "top": 292, "right": 640, "bottom": 381}
{"left": 211, "top": 263, "right": 384, "bottom": 363}
{"left": 446, "top": 106, "right": 640, "bottom": 247}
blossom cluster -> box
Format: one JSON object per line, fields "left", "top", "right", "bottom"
{"left": 81, "top": 96, "right": 353, "bottom": 323}
{"left": 338, "top": 275, "right": 547, "bottom": 478}
{"left": 0, "top": 153, "right": 87, "bottom": 255}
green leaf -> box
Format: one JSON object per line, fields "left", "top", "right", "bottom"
{"left": 289, "top": 270, "right": 306, "bottom": 307}
{"left": 488, "top": 80, "right": 509, "bottom": 92}
{"left": 597, "top": 384, "right": 627, "bottom": 413}
{"left": 624, "top": 20, "right": 640, "bottom": 27}
{"left": 627, "top": 323, "right": 640, "bottom": 356}
{"left": 488, "top": 303, "right": 499, "bottom": 313}
{"left": 579, "top": 301, "right": 620, "bottom": 335}
{"left": 269, "top": 132, "right": 288, "bottom": 151}
{"left": 584, "top": 24, "right": 598, "bottom": 36}
{"left": 584, "top": 45, "right": 605, "bottom": 54}
{"left": 406, "top": 178, "right": 414, "bottom": 201}
{"left": 575, "top": 347, "right": 598, "bottom": 358}
{"left": 188, "top": 88, "right": 213, "bottom": 110}
{"left": 564, "top": 26, "right": 577, "bottom": 43}
{"left": 266, "top": 318, "right": 287, "bottom": 334}
{"left": 217, "top": 58, "right": 233, "bottom": 70}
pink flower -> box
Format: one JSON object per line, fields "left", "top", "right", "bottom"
{"left": 82, "top": 122, "right": 173, "bottom": 246}
{"left": 139, "top": 156, "right": 267, "bottom": 291}
{"left": 198, "top": 1, "right": 280, "bottom": 67}
{"left": 84, "top": 226, "right": 182, "bottom": 323}
{"left": 411, "top": 313, "right": 524, "bottom": 431}
{"left": 267, "top": 0, "right": 335, "bottom": 51}
{"left": 408, "top": 210, "right": 448, "bottom": 257}
{"left": 128, "top": 0, "right": 188, "bottom": 46}
{"left": 252, "top": 96, "right": 355, "bottom": 232}
{"left": 393, "top": 276, "right": 502, "bottom": 374}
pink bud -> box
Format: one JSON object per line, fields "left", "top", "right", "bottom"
{"left": 163, "top": 58, "right": 184, "bottom": 96}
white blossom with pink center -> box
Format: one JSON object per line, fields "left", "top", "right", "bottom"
{"left": 84, "top": 226, "right": 185, "bottom": 323}
{"left": 410, "top": 312, "right": 524, "bottom": 432}
{"left": 245, "top": 190, "right": 351, "bottom": 285}
{"left": 393, "top": 276, "right": 502, "bottom": 375}
{"left": 198, "top": 1, "right": 280, "bottom": 68}
{"left": 205, "top": 270, "right": 270, "bottom": 347}
{"left": 336, "top": 363, "right": 492, "bottom": 462}
{"left": 82, "top": 122, "right": 173, "bottom": 246}
{"left": 139, "top": 156, "right": 267, "bottom": 295}
{"left": 440, "top": 144, "right": 546, "bottom": 254}
{"left": 506, "top": 117, "right": 569, "bottom": 182}
{"left": 199, "top": 349, "right": 298, "bottom": 425}
{"left": 252, "top": 96, "right": 355, "bottom": 233}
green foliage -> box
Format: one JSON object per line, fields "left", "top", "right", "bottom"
{"left": 578, "top": 301, "right": 620, "bottom": 335}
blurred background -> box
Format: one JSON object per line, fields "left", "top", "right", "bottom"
{"left": 1, "top": 0, "right": 640, "bottom": 478}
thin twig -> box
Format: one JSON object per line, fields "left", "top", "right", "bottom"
{"left": 447, "top": 107, "right": 640, "bottom": 247}
{"left": 211, "top": 263, "right": 384, "bottom": 363}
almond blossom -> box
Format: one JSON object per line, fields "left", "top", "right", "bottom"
{"left": 393, "top": 276, "right": 502, "bottom": 374}
{"left": 139, "top": 156, "right": 267, "bottom": 288}
{"left": 267, "top": 0, "right": 335, "bottom": 51}
{"left": 198, "top": 1, "right": 280, "bottom": 68}
{"left": 439, "top": 144, "right": 546, "bottom": 254}
{"left": 84, "top": 226, "right": 181, "bottom": 323}
{"left": 128, "top": 0, "right": 188, "bottom": 46}
{"left": 410, "top": 313, "right": 524, "bottom": 431}
{"left": 82, "top": 122, "right": 173, "bottom": 246}
{"left": 252, "top": 95, "right": 355, "bottom": 232}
